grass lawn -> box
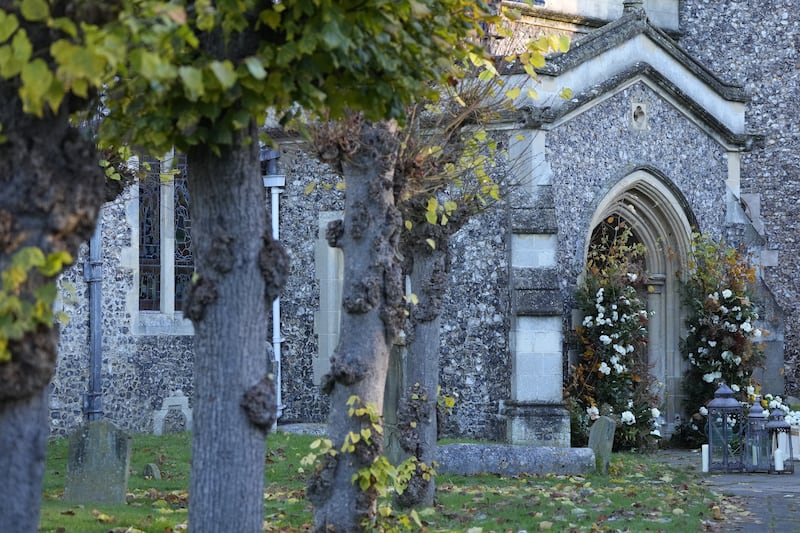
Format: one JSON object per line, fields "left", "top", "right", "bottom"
{"left": 41, "top": 432, "right": 726, "bottom": 532}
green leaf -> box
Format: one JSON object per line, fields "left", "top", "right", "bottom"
{"left": 33, "top": 282, "right": 57, "bottom": 304}
{"left": 20, "top": 0, "right": 49, "bottom": 22}
{"left": 38, "top": 250, "right": 72, "bottom": 277}
{"left": 425, "top": 239, "right": 436, "bottom": 249}
{"left": 209, "top": 60, "right": 237, "bottom": 89}
{"left": 179, "top": 66, "right": 204, "bottom": 101}
{"left": 321, "top": 19, "right": 347, "bottom": 48}
{"left": 12, "top": 247, "right": 45, "bottom": 269}
{"left": 244, "top": 56, "right": 266, "bottom": 80}
{"left": 19, "top": 58, "right": 53, "bottom": 116}
{"left": 0, "top": 11, "right": 19, "bottom": 42}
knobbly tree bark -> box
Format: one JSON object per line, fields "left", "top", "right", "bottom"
{"left": 393, "top": 198, "right": 473, "bottom": 509}
{"left": 184, "top": 122, "right": 287, "bottom": 532}
{"left": 0, "top": 55, "right": 106, "bottom": 533}
{"left": 395, "top": 244, "right": 447, "bottom": 508}
{"left": 307, "top": 119, "right": 405, "bottom": 531}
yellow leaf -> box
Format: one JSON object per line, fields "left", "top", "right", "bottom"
{"left": 425, "top": 239, "right": 436, "bottom": 249}
{"left": 409, "top": 293, "right": 419, "bottom": 305}
{"left": 335, "top": 181, "right": 346, "bottom": 191}
{"left": 304, "top": 182, "right": 316, "bottom": 195}
{"left": 504, "top": 87, "right": 521, "bottom": 100}
{"left": 404, "top": 220, "right": 412, "bottom": 230}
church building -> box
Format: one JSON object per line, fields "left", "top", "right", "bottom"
{"left": 51, "top": 0, "right": 799, "bottom": 446}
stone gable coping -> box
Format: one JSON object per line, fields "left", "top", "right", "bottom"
{"left": 520, "top": 63, "right": 757, "bottom": 150}
{"left": 536, "top": 9, "right": 745, "bottom": 104}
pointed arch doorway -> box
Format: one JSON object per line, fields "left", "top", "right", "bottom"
{"left": 586, "top": 169, "right": 695, "bottom": 435}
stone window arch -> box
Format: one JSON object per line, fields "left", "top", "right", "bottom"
{"left": 585, "top": 168, "right": 695, "bottom": 434}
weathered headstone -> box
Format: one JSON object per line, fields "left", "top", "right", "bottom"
{"left": 142, "top": 463, "right": 162, "bottom": 480}
{"left": 64, "top": 419, "right": 130, "bottom": 504}
{"left": 588, "top": 416, "right": 616, "bottom": 474}
{"left": 153, "top": 390, "right": 192, "bottom": 435}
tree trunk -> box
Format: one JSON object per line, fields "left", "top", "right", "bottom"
{"left": 0, "top": 68, "right": 105, "bottom": 529}
{"left": 0, "top": 390, "right": 49, "bottom": 532}
{"left": 185, "top": 123, "right": 285, "bottom": 532}
{"left": 308, "top": 120, "right": 404, "bottom": 532}
{"left": 395, "top": 245, "right": 448, "bottom": 508}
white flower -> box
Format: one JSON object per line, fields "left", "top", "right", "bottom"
{"left": 598, "top": 362, "right": 611, "bottom": 375}
{"left": 614, "top": 363, "right": 627, "bottom": 374}
{"left": 627, "top": 273, "right": 638, "bottom": 282}
{"left": 621, "top": 411, "right": 636, "bottom": 425}
{"left": 741, "top": 321, "right": 753, "bottom": 333}
{"left": 699, "top": 406, "right": 708, "bottom": 416}
{"left": 731, "top": 384, "right": 740, "bottom": 392}
{"left": 754, "top": 329, "right": 763, "bottom": 338}
{"left": 613, "top": 344, "right": 627, "bottom": 355}
{"left": 747, "top": 385, "right": 755, "bottom": 396}
{"left": 651, "top": 407, "right": 661, "bottom": 419}
{"left": 582, "top": 316, "right": 593, "bottom": 327}
{"left": 702, "top": 373, "right": 715, "bottom": 383}
{"left": 722, "top": 289, "right": 733, "bottom": 299}
{"left": 586, "top": 405, "right": 599, "bottom": 420}
{"left": 599, "top": 335, "right": 612, "bottom": 345}
{"left": 707, "top": 340, "right": 717, "bottom": 347}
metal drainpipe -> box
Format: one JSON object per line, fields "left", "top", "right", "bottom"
{"left": 261, "top": 147, "right": 286, "bottom": 419}
{"left": 84, "top": 214, "right": 104, "bottom": 421}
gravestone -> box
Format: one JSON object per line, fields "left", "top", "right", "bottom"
{"left": 153, "top": 390, "right": 192, "bottom": 435}
{"left": 142, "top": 463, "right": 162, "bottom": 480}
{"left": 588, "top": 416, "right": 616, "bottom": 474}
{"left": 64, "top": 419, "right": 130, "bottom": 504}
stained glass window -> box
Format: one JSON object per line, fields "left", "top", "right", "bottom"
{"left": 138, "top": 154, "right": 194, "bottom": 312}
{"left": 173, "top": 155, "right": 193, "bottom": 310}
{"left": 139, "top": 159, "right": 161, "bottom": 310}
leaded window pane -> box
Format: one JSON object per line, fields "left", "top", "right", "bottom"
{"left": 174, "top": 155, "right": 193, "bottom": 311}
{"left": 139, "top": 159, "right": 161, "bottom": 310}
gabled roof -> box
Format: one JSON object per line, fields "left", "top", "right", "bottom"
{"left": 508, "top": 6, "right": 754, "bottom": 148}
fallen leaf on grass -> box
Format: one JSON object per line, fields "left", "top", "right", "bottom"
{"left": 91, "top": 509, "right": 114, "bottom": 523}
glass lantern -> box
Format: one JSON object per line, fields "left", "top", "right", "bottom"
{"left": 744, "top": 398, "right": 770, "bottom": 472}
{"left": 767, "top": 408, "right": 795, "bottom": 474}
{"left": 707, "top": 382, "right": 744, "bottom": 472}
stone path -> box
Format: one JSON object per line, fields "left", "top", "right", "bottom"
{"left": 660, "top": 449, "right": 800, "bottom": 532}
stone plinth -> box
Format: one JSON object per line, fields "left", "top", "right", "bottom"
{"left": 436, "top": 443, "right": 594, "bottom": 476}
{"left": 501, "top": 401, "right": 571, "bottom": 447}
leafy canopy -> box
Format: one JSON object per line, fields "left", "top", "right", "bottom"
{"left": 1, "top": 0, "right": 511, "bottom": 153}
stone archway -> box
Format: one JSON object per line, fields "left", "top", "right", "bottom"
{"left": 586, "top": 169, "right": 695, "bottom": 435}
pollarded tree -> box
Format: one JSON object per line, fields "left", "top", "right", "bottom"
{"left": 390, "top": 29, "right": 570, "bottom": 508}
